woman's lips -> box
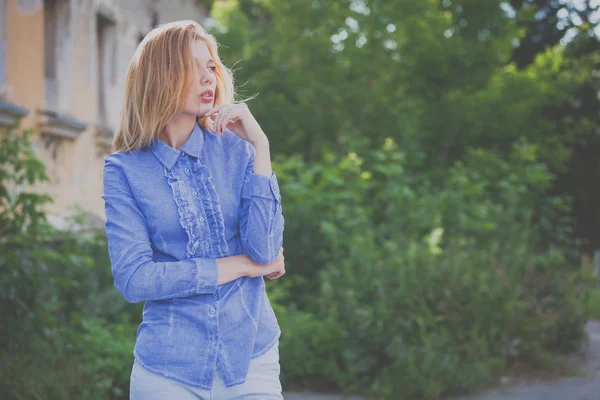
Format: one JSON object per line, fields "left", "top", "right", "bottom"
{"left": 200, "top": 90, "right": 214, "bottom": 103}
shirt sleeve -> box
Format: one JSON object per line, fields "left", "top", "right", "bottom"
{"left": 239, "top": 146, "right": 285, "bottom": 264}
{"left": 102, "top": 157, "right": 218, "bottom": 304}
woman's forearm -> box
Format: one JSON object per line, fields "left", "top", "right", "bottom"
{"left": 251, "top": 139, "right": 273, "bottom": 177}
{"left": 217, "top": 251, "right": 285, "bottom": 285}
{"left": 217, "top": 255, "right": 249, "bottom": 285}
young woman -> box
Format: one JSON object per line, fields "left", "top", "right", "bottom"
{"left": 102, "top": 20, "right": 285, "bottom": 399}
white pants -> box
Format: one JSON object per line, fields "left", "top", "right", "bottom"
{"left": 129, "top": 341, "right": 283, "bottom": 399}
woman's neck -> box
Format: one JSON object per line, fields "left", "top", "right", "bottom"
{"left": 161, "top": 114, "right": 197, "bottom": 149}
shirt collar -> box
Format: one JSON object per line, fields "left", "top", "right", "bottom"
{"left": 150, "top": 123, "right": 205, "bottom": 170}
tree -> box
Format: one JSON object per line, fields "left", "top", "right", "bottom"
{"left": 207, "top": 0, "right": 600, "bottom": 249}
{"left": 509, "top": 0, "right": 600, "bottom": 67}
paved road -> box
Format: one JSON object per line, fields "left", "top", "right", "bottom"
{"left": 468, "top": 321, "right": 600, "bottom": 400}
{"left": 469, "top": 377, "right": 599, "bottom": 400}
{"left": 283, "top": 395, "right": 351, "bottom": 400}
{"left": 283, "top": 321, "right": 600, "bottom": 400}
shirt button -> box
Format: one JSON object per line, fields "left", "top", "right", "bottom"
{"left": 210, "top": 308, "right": 216, "bottom": 314}
{"left": 199, "top": 217, "right": 205, "bottom": 222}
{"left": 211, "top": 336, "right": 217, "bottom": 342}
{"left": 181, "top": 153, "right": 186, "bottom": 157}
{"left": 192, "top": 191, "right": 197, "bottom": 196}
{"left": 185, "top": 169, "right": 190, "bottom": 174}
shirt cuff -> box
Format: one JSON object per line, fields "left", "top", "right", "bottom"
{"left": 195, "top": 257, "right": 218, "bottom": 294}
{"left": 242, "top": 172, "right": 282, "bottom": 201}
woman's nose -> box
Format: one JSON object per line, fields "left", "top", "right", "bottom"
{"left": 200, "top": 69, "right": 214, "bottom": 85}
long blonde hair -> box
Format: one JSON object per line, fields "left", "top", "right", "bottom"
{"left": 113, "top": 20, "right": 234, "bottom": 153}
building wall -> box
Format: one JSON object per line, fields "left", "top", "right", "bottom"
{"left": 6, "top": 0, "right": 45, "bottom": 112}
{"left": 3, "top": 0, "right": 207, "bottom": 228}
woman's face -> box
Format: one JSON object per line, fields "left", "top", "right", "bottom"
{"left": 182, "top": 39, "right": 217, "bottom": 117}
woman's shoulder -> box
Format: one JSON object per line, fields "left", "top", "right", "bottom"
{"left": 104, "top": 148, "right": 152, "bottom": 169}
{"left": 103, "top": 148, "right": 157, "bottom": 189}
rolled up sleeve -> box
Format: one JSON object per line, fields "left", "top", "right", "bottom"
{"left": 239, "top": 152, "right": 285, "bottom": 264}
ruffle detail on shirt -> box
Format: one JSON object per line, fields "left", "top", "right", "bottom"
{"left": 193, "top": 161, "right": 229, "bottom": 258}
{"left": 164, "top": 167, "right": 206, "bottom": 259}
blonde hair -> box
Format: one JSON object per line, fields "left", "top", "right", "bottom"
{"left": 113, "top": 20, "right": 234, "bottom": 153}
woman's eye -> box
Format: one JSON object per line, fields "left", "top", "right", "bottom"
{"left": 209, "top": 66, "right": 217, "bottom": 72}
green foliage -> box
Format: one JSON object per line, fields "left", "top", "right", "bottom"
{"left": 210, "top": 1, "right": 596, "bottom": 166}
{"left": 210, "top": 0, "right": 600, "bottom": 252}
{"left": 0, "top": 127, "right": 51, "bottom": 238}
{"left": 0, "top": 126, "right": 53, "bottom": 349}
{"left": 271, "top": 139, "right": 592, "bottom": 398}
{"left": 67, "top": 316, "right": 136, "bottom": 398}
{"left": 0, "top": 126, "right": 138, "bottom": 399}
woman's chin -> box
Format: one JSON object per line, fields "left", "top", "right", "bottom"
{"left": 197, "top": 105, "right": 213, "bottom": 117}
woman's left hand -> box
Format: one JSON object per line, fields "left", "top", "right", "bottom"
{"left": 205, "top": 103, "right": 268, "bottom": 146}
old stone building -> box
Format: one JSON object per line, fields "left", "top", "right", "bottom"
{"left": 0, "top": 0, "right": 207, "bottom": 228}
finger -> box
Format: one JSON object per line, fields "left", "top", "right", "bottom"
{"left": 208, "top": 110, "right": 221, "bottom": 131}
{"left": 214, "top": 110, "right": 227, "bottom": 135}
{"left": 222, "top": 105, "right": 240, "bottom": 133}
{"left": 221, "top": 108, "right": 237, "bottom": 134}
{"left": 204, "top": 104, "right": 223, "bottom": 117}
{"left": 210, "top": 109, "right": 222, "bottom": 133}
{"left": 272, "top": 265, "right": 285, "bottom": 276}
{"left": 209, "top": 115, "right": 218, "bottom": 133}
{"left": 207, "top": 110, "right": 221, "bottom": 133}
{"left": 215, "top": 110, "right": 227, "bottom": 135}
{"left": 273, "top": 270, "right": 285, "bottom": 279}
{"left": 268, "top": 264, "right": 284, "bottom": 276}
{"left": 219, "top": 112, "right": 229, "bottom": 135}
{"left": 223, "top": 116, "right": 236, "bottom": 134}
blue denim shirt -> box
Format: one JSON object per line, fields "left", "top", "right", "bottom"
{"left": 102, "top": 123, "right": 284, "bottom": 389}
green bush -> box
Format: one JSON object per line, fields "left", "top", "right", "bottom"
{"left": 0, "top": 126, "right": 138, "bottom": 399}
{"left": 273, "top": 138, "right": 592, "bottom": 399}
{"left": 67, "top": 316, "right": 136, "bottom": 398}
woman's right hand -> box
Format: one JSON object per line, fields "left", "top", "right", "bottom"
{"left": 248, "top": 248, "right": 285, "bottom": 280}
